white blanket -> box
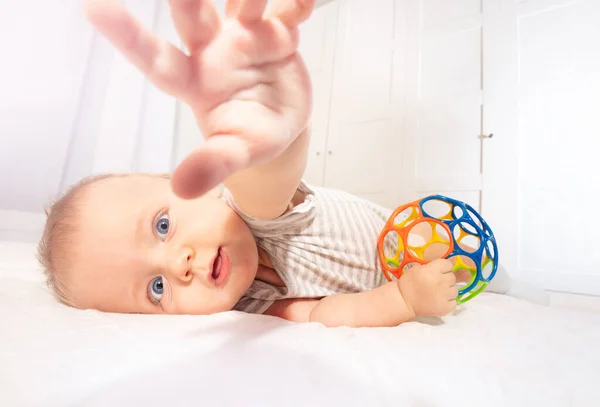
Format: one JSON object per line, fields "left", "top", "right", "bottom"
{"left": 1, "top": 241, "right": 599, "bottom": 407}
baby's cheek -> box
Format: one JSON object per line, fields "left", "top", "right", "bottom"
{"left": 219, "top": 208, "right": 246, "bottom": 233}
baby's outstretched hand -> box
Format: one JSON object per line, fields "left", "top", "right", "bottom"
{"left": 398, "top": 259, "right": 458, "bottom": 318}
{"left": 86, "top": 0, "right": 313, "bottom": 198}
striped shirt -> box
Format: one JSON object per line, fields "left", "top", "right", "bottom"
{"left": 223, "top": 181, "right": 394, "bottom": 314}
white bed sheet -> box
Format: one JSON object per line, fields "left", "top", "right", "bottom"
{"left": 1, "top": 241, "right": 600, "bottom": 407}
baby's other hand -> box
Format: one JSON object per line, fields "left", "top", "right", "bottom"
{"left": 85, "top": 0, "right": 314, "bottom": 198}
{"left": 398, "top": 259, "right": 458, "bottom": 317}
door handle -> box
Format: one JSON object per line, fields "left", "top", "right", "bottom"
{"left": 479, "top": 133, "right": 494, "bottom": 139}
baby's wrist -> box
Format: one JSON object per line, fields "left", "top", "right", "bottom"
{"left": 397, "top": 279, "right": 417, "bottom": 319}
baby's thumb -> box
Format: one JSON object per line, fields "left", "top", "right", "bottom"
{"left": 431, "top": 258, "right": 454, "bottom": 273}
{"left": 171, "top": 136, "right": 251, "bottom": 199}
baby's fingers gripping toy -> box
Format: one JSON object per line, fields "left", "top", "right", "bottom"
{"left": 377, "top": 195, "right": 498, "bottom": 304}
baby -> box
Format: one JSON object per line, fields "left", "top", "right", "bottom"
{"left": 38, "top": 0, "right": 528, "bottom": 327}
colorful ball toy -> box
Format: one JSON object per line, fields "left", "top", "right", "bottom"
{"left": 377, "top": 195, "right": 498, "bottom": 304}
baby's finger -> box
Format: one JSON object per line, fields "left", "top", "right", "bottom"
{"left": 237, "top": 0, "right": 269, "bottom": 23}
{"left": 225, "top": 0, "right": 241, "bottom": 18}
{"left": 85, "top": 0, "right": 192, "bottom": 97}
{"left": 455, "top": 268, "right": 472, "bottom": 284}
{"left": 443, "top": 272, "right": 456, "bottom": 286}
{"left": 266, "top": 0, "right": 315, "bottom": 27}
{"left": 171, "top": 136, "right": 251, "bottom": 199}
{"left": 436, "top": 258, "right": 454, "bottom": 273}
{"left": 169, "top": 0, "right": 220, "bottom": 52}
{"left": 448, "top": 286, "right": 459, "bottom": 300}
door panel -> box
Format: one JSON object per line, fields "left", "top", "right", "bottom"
{"left": 516, "top": 0, "right": 600, "bottom": 292}
{"left": 403, "top": 1, "right": 484, "bottom": 210}
{"left": 416, "top": 93, "right": 482, "bottom": 178}
{"left": 324, "top": 0, "right": 400, "bottom": 208}
{"left": 486, "top": 0, "right": 600, "bottom": 294}
{"left": 416, "top": 191, "right": 480, "bottom": 209}
{"left": 324, "top": 119, "right": 398, "bottom": 207}
{"left": 298, "top": 1, "right": 339, "bottom": 186}
{"left": 422, "top": 0, "right": 482, "bottom": 29}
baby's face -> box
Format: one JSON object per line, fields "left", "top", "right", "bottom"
{"left": 66, "top": 175, "right": 258, "bottom": 315}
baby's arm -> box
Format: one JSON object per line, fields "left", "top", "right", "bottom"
{"left": 265, "top": 259, "right": 458, "bottom": 327}
{"left": 222, "top": 127, "right": 311, "bottom": 220}
{"left": 85, "top": 0, "right": 315, "bottom": 219}
{"left": 266, "top": 282, "right": 414, "bottom": 327}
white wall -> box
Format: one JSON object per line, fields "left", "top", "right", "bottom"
{"left": 0, "top": 0, "right": 182, "bottom": 242}
{"left": 0, "top": 1, "right": 97, "bottom": 214}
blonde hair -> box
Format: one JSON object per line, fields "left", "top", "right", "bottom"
{"left": 36, "top": 173, "right": 121, "bottom": 306}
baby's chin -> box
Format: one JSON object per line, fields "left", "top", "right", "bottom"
{"left": 178, "top": 263, "right": 257, "bottom": 316}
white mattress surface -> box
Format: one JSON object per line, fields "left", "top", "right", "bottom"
{"left": 1, "top": 241, "right": 600, "bottom": 407}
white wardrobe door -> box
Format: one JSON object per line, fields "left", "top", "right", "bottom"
{"left": 402, "top": 0, "right": 484, "bottom": 210}
{"left": 518, "top": 0, "right": 600, "bottom": 294}
{"left": 487, "top": 0, "right": 600, "bottom": 294}
{"left": 322, "top": 0, "right": 402, "bottom": 208}
{"left": 298, "top": 0, "right": 339, "bottom": 187}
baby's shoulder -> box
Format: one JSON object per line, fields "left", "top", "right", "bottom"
{"left": 221, "top": 180, "right": 318, "bottom": 238}
{"left": 222, "top": 180, "right": 392, "bottom": 239}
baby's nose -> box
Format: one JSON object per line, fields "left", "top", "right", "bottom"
{"left": 168, "top": 246, "right": 194, "bottom": 282}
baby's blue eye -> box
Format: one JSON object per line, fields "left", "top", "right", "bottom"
{"left": 148, "top": 276, "right": 164, "bottom": 303}
{"left": 155, "top": 214, "right": 170, "bottom": 240}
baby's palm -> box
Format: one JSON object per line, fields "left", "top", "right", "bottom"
{"left": 86, "top": 0, "right": 313, "bottom": 197}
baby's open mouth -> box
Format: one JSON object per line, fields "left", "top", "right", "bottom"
{"left": 211, "top": 247, "right": 223, "bottom": 280}
{"left": 209, "top": 247, "right": 230, "bottom": 287}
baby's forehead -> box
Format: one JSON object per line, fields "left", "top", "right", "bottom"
{"left": 79, "top": 176, "right": 166, "bottom": 230}
{"left": 84, "top": 175, "right": 167, "bottom": 203}
{"left": 94, "top": 174, "right": 168, "bottom": 192}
